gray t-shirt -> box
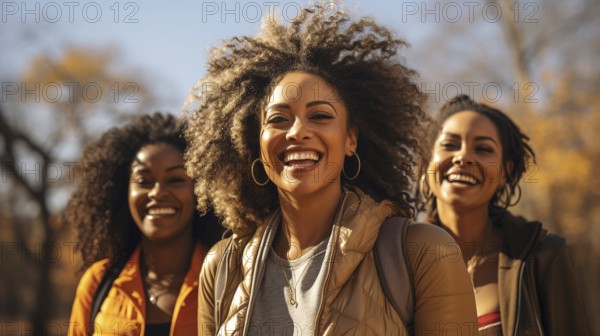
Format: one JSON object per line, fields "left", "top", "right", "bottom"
{"left": 248, "top": 237, "right": 331, "bottom": 336}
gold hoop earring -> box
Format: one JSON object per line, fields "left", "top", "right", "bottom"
{"left": 342, "top": 152, "right": 361, "bottom": 180}
{"left": 420, "top": 175, "right": 433, "bottom": 200}
{"left": 251, "top": 158, "right": 269, "bottom": 186}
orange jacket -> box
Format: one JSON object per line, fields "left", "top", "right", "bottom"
{"left": 68, "top": 243, "right": 206, "bottom": 336}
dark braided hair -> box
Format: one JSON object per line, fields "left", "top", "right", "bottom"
{"left": 423, "top": 95, "right": 536, "bottom": 221}
{"left": 62, "top": 112, "right": 223, "bottom": 268}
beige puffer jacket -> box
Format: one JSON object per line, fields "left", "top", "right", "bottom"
{"left": 198, "top": 188, "right": 477, "bottom": 335}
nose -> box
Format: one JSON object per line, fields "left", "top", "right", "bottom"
{"left": 285, "top": 118, "right": 311, "bottom": 141}
{"left": 452, "top": 146, "right": 475, "bottom": 165}
{"left": 148, "top": 182, "right": 168, "bottom": 199}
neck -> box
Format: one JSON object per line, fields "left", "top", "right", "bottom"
{"left": 274, "top": 185, "right": 343, "bottom": 260}
{"left": 140, "top": 226, "right": 195, "bottom": 276}
{"left": 436, "top": 202, "right": 492, "bottom": 261}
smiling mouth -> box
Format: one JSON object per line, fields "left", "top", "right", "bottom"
{"left": 147, "top": 207, "right": 177, "bottom": 217}
{"left": 281, "top": 151, "right": 321, "bottom": 169}
{"left": 445, "top": 173, "right": 479, "bottom": 185}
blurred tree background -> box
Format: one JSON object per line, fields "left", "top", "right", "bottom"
{"left": 1, "top": 0, "right": 599, "bottom": 334}
{"left": 1, "top": 29, "right": 163, "bottom": 334}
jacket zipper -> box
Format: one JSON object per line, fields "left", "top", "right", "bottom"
{"left": 313, "top": 192, "right": 349, "bottom": 335}
{"left": 512, "top": 221, "right": 546, "bottom": 336}
{"left": 513, "top": 261, "right": 526, "bottom": 336}
{"left": 525, "top": 249, "right": 544, "bottom": 335}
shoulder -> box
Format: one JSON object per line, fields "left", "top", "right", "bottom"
{"left": 76, "top": 259, "right": 112, "bottom": 296}
{"left": 535, "top": 229, "right": 566, "bottom": 254}
{"left": 202, "top": 238, "right": 232, "bottom": 274}
{"left": 498, "top": 210, "right": 567, "bottom": 259}
{"left": 404, "top": 223, "right": 478, "bottom": 330}
{"left": 405, "top": 222, "right": 457, "bottom": 245}
{"left": 71, "top": 258, "right": 112, "bottom": 319}
{"left": 532, "top": 227, "right": 570, "bottom": 279}
{"left": 404, "top": 222, "right": 463, "bottom": 268}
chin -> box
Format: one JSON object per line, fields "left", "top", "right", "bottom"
{"left": 277, "top": 180, "right": 319, "bottom": 195}
{"left": 443, "top": 196, "right": 488, "bottom": 212}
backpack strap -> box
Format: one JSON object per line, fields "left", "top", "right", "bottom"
{"left": 214, "top": 237, "right": 234, "bottom": 327}
{"left": 89, "top": 252, "right": 131, "bottom": 330}
{"left": 374, "top": 216, "right": 415, "bottom": 333}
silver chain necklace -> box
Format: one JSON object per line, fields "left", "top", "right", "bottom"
{"left": 144, "top": 273, "right": 178, "bottom": 305}
{"left": 280, "top": 258, "right": 313, "bottom": 307}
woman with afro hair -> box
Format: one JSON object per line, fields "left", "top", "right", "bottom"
{"left": 421, "top": 95, "right": 589, "bottom": 335}
{"left": 185, "top": 3, "right": 478, "bottom": 335}
{"left": 65, "top": 113, "right": 223, "bottom": 335}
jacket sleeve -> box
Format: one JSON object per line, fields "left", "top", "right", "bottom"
{"left": 535, "top": 235, "right": 590, "bottom": 335}
{"left": 67, "top": 261, "right": 108, "bottom": 336}
{"left": 406, "top": 223, "right": 478, "bottom": 336}
{"left": 198, "top": 239, "right": 229, "bottom": 336}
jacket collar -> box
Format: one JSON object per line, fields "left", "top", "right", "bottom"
{"left": 112, "top": 245, "right": 145, "bottom": 315}
{"left": 496, "top": 210, "right": 542, "bottom": 261}
{"left": 318, "top": 187, "right": 396, "bottom": 333}
{"left": 111, "top": 243, "right": 205, "bottom": 326}
{"left": 496, "top": 210, "right": 542, "bottom": 336}
{"left": 242, "top": 187, "right": 396, "bottom": 270}
{"left": 231, "top": 187, "right": 396, "bottom": 334}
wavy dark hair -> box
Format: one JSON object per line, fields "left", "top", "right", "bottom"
{"left": 183, "top": 3, "right": 431, "bottom": 235}
{"left": 63, "top": 112, "right": 223, "bottom": 268}
{"left": 422, "top": 94, "right": 536, "bottom": 221}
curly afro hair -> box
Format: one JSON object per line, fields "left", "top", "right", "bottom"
{"left": 63, "top": 112, "right": 223, "bottom": 268}
{"left": 183, "top": 3, "right": 431, "bottom": 235}
{"left": 422, "top": 94, "right": 536, "bottom": 222}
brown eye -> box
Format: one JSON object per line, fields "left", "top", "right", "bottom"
{"left": 440, "top": 142, "right": 458, "bottom": 149}
{"left": 132, "top": 178, "right": 152, "bottom": 188}
{"left": 265, "top": 115, "right": 288, "bottom": 124}
{"left": 477, "top": 146, "right": 493, "bottom": 153}
{"left": 311, "top": 112, "right": 333, "bottom": 120}
{"left": 167, "top": 177, "right": 186, "bottom": 184}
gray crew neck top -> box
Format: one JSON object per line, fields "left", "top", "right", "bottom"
{"left": 247, "top": 236, "right": 332, "bottom": 336}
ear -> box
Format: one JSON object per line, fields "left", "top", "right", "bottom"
{"left": 345, "top": 126, "right": 358, "bottom": 155}
{"left": 500, "top": 160, "right": 513, "bottom": 186}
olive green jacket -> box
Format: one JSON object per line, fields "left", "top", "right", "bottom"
{"left": 496, "top": 211, "right": 590, "bottom": 335}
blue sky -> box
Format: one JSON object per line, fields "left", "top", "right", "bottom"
{"left": 4, "top": 1, "right": 440, "bottom": 113}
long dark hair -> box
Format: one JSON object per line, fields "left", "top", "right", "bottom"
{"left": 62, "top": 112, "right": 223, "bottom": 268}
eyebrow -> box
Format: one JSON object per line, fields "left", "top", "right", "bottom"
{"left": 441, "top": 132, "right": 499, "bottom": 145}
{"left": 131, "top": 162, "right": 186, "bottom": 173}
{"left": 306, "top": 100, "right": 338, "bottom": 114}
{"left": 265, "top": 103, "right": 291, "bottom": 112}
{"left": 166, "top": 165, "right": 186, "bottom": 172}
{"left": 475, "top": 136, "right": 498, "bottom": 144}
{"left": 265, "top": 101, "right": 338, "bottom": 114}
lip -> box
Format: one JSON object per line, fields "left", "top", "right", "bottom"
{"left": 442, "top": 167, "right": 481, "bottom": 186}
{"left": 145, "top": 203, "right": 179, "bottom": 218}
{"left": 276, "top": 147, "right": 323, "bottom": 174}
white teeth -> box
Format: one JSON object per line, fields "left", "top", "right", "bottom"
{"left": 447, "top": 174, "right": 477, "bottom": 184}
{"left": 148, "top": 208, "right": 176, "bottom": 215}
{"left": 283, "top": 151, "right": 319, "bottom": 164}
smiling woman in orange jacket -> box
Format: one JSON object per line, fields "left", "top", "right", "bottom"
{"left": 64, "top": 113, "right": 223, "bottom": 335}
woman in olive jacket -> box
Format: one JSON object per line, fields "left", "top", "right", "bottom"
{"left": 421, "top": 95, "right": 589, "bottom": 335}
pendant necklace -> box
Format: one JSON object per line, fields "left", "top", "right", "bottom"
{"left": 280, "top": 258, "right": 312, "bottom": 307}
{"left": 144, "top": 272, "right": 178, "bottom": 305}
